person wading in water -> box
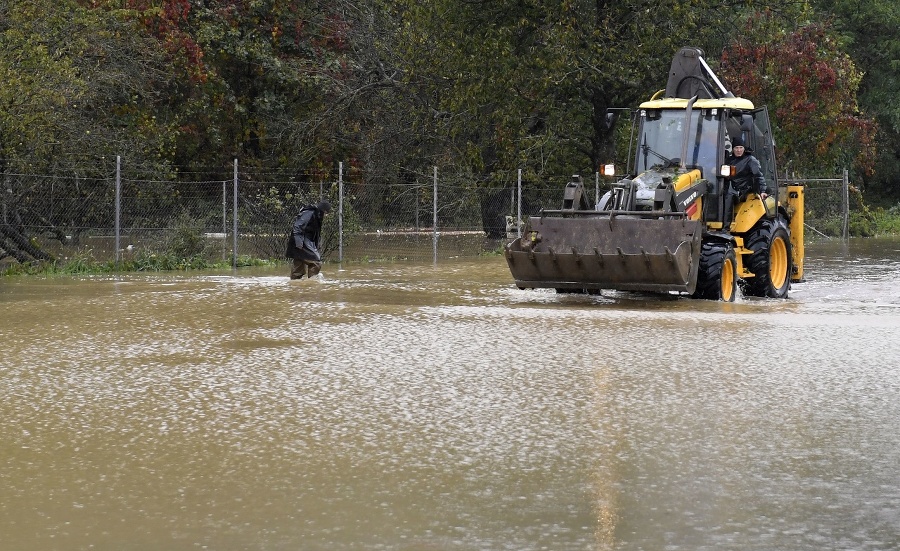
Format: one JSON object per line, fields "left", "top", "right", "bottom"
{"left": 285, "top": 200, "right": 331, "bottom": 279}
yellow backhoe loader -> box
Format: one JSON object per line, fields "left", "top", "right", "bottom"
{"left": 505, "top": 47, "right": 804, "bottom": 301}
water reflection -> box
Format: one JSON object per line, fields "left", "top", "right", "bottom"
{"left": 1, "top": 238, "right": 899, "bottom": 550}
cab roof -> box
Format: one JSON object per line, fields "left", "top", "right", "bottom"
{"left": 639, "top": 96, "right": 756, "bottom": 111}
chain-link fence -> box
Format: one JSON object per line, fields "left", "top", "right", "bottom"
{"left": 785, "top": 172, "right": 850, "bottom": 240}
{"left": 238, "top": 165, "right": 538, "bottom": 264}
{"left": 2, "top": 163, "right": 534, "bottom": 266}
{"left": 1, "top": 161, "right": 851, "bottom": 268}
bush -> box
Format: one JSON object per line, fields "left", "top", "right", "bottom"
{"left": 849, "top": 212, "right": 876, "bottom": 237}
{"left": 872, "top": 205, "right": 900, "bottom": 236}
{"left": 165, "top": 213, "right": 210, "bottom": 259}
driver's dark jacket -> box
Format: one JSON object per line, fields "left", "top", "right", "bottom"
{"left": 727, "top": 152, "right": 766, "bottom": 196}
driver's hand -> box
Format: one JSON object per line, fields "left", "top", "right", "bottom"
{"left": 760, "top": 192, "right": 768, "bottom": 201}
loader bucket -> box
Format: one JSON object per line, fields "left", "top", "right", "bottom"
{"left": 505, "top": 215, "right": 703, "bottom": 293}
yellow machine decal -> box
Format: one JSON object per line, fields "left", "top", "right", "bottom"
{"left": 674, "top": 170, "right": 703, "bottom": 220}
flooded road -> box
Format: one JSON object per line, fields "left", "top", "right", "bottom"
{"left": 1, "top": 238, "right": 899, "bottom": 551}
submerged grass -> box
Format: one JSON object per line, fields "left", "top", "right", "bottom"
{"left": 811, "top": 204, "right": 900, "bottom": 238}
{"left": 1, "top": 250, "right": 274, "bottom": 277}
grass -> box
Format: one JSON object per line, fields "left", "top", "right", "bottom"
{"left": 807, "top": 203, "right": 900, "bottom": 238}
{"left": 1, "top": 250, "right": 274, "bottom": 277}
{"left": 2, "top": 216, "right": 277, "bottom": 277}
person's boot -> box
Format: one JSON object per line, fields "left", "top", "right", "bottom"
{"left": 290, "top": 260, "right": 306, "bottom": 279}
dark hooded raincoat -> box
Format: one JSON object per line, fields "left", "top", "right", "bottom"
{"left": 285, "top": 204, "right": 326, "bottom": 262}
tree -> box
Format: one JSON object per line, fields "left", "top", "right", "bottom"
{"left": 80, "top": 0, "right": 361, "bottom": 174}
{"left": 0, "top": 0, "right": 174, "bottom": 263}
{"left": 371, "top": 1, "right": 811, "bottom": 176}
{"left": 719, "top": 15, "right": 877, "bottom": 179}
{"left": 809, "top": 0, "right": 900, "bottom": 199}
{"left": 1, "top": 0, "right": 174, "bottom": 173}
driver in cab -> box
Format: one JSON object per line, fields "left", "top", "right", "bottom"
{"left": 724, "top": 135, "right": 767, "bottom": 222}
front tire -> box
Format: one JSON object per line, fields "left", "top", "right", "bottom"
{"left": 742, "top": 217, "right": 792, "bottom": 298}
{"left": 692, "top": 241, "right": 738, "bottom": 302}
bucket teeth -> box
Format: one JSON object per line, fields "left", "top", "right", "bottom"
{"left": 641, "top": 247, "right": 656, "bottom": 266}
{"left": 571, "top": 247, "right": 582, "bottom": 264}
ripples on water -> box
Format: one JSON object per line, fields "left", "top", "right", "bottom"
{"left": 1, "top": 238, "right": 899, "bottom": 550}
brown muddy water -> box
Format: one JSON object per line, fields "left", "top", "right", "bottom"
{"left": 2, "top": 238, "right": 899, "bottom": 551}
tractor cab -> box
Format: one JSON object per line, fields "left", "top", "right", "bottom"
{"left": 627, "top": 98, "right": 779, "bottom": 226}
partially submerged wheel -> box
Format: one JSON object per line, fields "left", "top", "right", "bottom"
{"left": 742, "top": 217, "right": 792, "bottom": 298}
{"left": 692, "top": 241, "right": 737, "bottom": 301}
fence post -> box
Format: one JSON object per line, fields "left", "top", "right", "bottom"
{"left": 115, "top": 156, "right": 121, "bottom": 267}
{"left": 517, "top": 168, "right": 522, "bottom": 238}
{"left": 842, "top": 168, "right": 850, "bottom": 241}
{"left": 233, "top": 158, "right": 238, "bottom": 269}
{"left": 433, "top": 166, "right": 438, "bottom": 264}
{"left": 415, "top": 187, "right": 420, "bottom": 231}
{"left": 222, "top": 181, "right": 227, "bottom": 261}
{"left": 338, "top": 161, "right": 344, "bottom": 263}
{"left": 510, "top": 186, "right": 514, "bottom": 232}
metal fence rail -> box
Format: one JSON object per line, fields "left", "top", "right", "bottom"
{"left": 2, "top": 159, "right": 851, "bottom": 268}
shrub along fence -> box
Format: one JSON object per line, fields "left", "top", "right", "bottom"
{"left": 1, "top": 159, "right": 850, "bottom": 269}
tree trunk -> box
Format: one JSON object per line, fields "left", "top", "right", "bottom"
{"left": 0, "top": 223, "right": 54, "bottom": 263}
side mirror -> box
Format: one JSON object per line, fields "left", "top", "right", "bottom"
{"left": 605, "top": 111, "right": 618, "bottom": 130}
{"left": 741, "top": 114, "right": 753, "bottom": 132}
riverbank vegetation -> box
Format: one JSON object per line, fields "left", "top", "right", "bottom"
{"left": 0, "top": 251, "right": 271, "bottom": 277}
{"left": 3, "top": 0, "right": 900, "bottom": 271}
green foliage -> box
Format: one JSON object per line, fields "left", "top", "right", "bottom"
{"left": 0, "top": 247, "right": 275, "bottom": 276}
{"left": 810, "top": 0, "right": 900, "bottom": 197}
{"left": 0, "top": 0, "right": 174, "bottom": 174}
{"left": 378, "top": 0, "right": 809, "bottom": 187}
{"left": 234, "top": 255, "right": 271, "bottom": 268}
{"left": 719, "top": 14, "right": 877, "bottom": 179}
{"left": 127, "top": 214, "right": 223, "bottom": 270}
{"left": 0, "top": 207, "right": 276, "bottom": 275}
{"left": 76, "top": 0, "right": 355, "bottom": 171}
{"left": 847, "top": 211, "right": 876, "bottom": 237}
{"left": 807, "top": 189, "right": 900, "bottom": 237}
{"left": 0, "top": 0, "right": 854, "bottom": 183}
{"left": 164, "top": 213, "right": 209, "bottom": 259}
{"left": 4, "top": 0, "right": 899, "bottom": 259}
{"left": 873, "top": 206, "right": 900, "bottom": 235}
{"left": 129, "top": 249, "right": 210, "bottom": 271}
{"left": 52, "top": 250, "right": 99, "bottom": 274}
{"left": 848, "top": 186, "right": 877, "bottom": 236}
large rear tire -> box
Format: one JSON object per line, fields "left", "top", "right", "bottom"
{"left": 742, "top": 217, "right": 792, "bottom": 298}
{"left": 692, "top": 241, "right": 737, "bottom": 302}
